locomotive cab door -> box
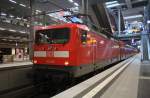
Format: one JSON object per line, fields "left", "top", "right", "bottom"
{"left": 81, "top": 31, "right": 96, "bottom": 69}
{"left": 79, "top": 29, "right": 95, "bottom": 74}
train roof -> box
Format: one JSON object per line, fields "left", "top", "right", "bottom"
{"left": 34, "top": 23, "right": 90, "bottom": 31}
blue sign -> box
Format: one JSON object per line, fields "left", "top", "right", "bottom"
{"left": 71, "top": 17, "right": 83, "bottom": 23}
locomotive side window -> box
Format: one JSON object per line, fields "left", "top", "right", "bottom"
{"left": 80, "top": 30, "right": 87, "bottom": 44}
{"left": 35, "top": 28, "right": 70, "bottom": 44}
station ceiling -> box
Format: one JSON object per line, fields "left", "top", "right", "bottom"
{"left": 0, "top": 0, "right": 147, "bottom": 18}
{"left": 0, "top": 0, "right": 148, "bottom": 48}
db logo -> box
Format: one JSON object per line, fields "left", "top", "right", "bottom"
{"left": 48, "top": 46, "right": 57, "bottom": 50}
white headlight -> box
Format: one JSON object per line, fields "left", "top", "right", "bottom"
{"left": 65, "top": 61, "right": 69, "bottom": 66}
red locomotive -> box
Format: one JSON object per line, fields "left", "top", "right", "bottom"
{"left": 33, "top": 23, "right": 137, "bottom": 81}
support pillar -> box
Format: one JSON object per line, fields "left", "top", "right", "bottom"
{"left": 118, "top": 8, "right": 121, "bottom": 35}
{"left": 29, "top": 0, "right": 34, "bottom": 60}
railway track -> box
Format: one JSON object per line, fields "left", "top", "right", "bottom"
{"left": 0, "top": 60, "right": 124, "bottom": 98}
{"left": 27, "top": 60, "right": 123, "bottom": 98}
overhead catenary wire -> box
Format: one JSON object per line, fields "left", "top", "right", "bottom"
{"left": 30, "top": 0, "right": 114, "bottom": 38}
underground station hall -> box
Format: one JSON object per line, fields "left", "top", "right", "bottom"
{"left": 0, "top": 0, "right": 150, "bottom": 98}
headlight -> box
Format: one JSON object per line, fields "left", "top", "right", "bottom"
{"left": 33, "top": 60, "right": 37, "bottom": 64}
{"left": 64, "top": 61, "right": 69, "bottom": 66}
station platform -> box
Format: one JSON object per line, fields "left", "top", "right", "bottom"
{"left": 0, "top": 61, "right": 32, "bottom": 70}
{"left": 100, "top": 54, "right": 140, "bottom": 98}
{"left": 53, "top": 54, "right": 150, "bottom": 98}
{"left": 0, "top": 61, "right": 33, "bottom": 98}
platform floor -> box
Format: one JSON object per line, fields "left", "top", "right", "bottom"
{"left": 0, "top": 61, "right": 32, "bottom": 69}
{"left": 138, "top": 60, "right": 150, "bottom": 98}
{"left": 100, "top": 54, "right": 142, "bottom": 98}
{"left": 100, "top": 54, "right": 150, "bottom": 98}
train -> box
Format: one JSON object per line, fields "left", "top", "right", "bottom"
{"left": 32, "top": 23, "right": 137, "bottom": 82}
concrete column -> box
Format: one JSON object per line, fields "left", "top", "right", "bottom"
{"left": 81, "top": 0, "right": 89, "bottom": 25}
{"left": 142, "top": 1, "right": 150, "bottom": 61}
{"left": 29, "top": 0, "right": 34, "bottom": 60}
{"left": 82, "top": 0, "right": 88, "bottom": 14}
{"left": 141, "top": 32, "right": 150, "bottom": 61}
{"left": 118, "top": 9, "right": 121, "bottom": 35}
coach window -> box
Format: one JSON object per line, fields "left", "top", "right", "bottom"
{"left": 80, "top": 29, "right": 87, "bottom": 44}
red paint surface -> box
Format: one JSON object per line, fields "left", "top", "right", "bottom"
{"left": 33, "top": 23, "right": 137, "bottom": 67}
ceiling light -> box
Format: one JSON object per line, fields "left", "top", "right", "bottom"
{"left": 23, "top": 19, "right": 27, "bottom": 21}
{"left": 106, "top": 3, "right": 120, "bottom": 8}
{"left": 16, "top": 17, "right": 21, "bottom": 20}
{"left": 105, "top": 1, "right": 118, "bottom": 5}
{"left": 68, "top": 0, "right": 73, "bottom": 3}
{"left": 16, "top": 42, "right": 18, "bottom": 46}
{"left": 0, "top": 27, "right": 6, "bottom": 30}
{"left": 19, "top": 31, "right": 26, "bottom": 33}
{"left": 74, "top": 2, "right": 79, "bottom": 6}
{"left": 1, "top": 12, "right": 7, "bottom": 16}
{"left": 147, "top": 20, "right": 150, "bottom": 24}
{"left": 124, "top": 15, "right": 143, "bottom": 19}
{"left": 74, "top": 7, "right": 79, "bottom": 10}
{"left": 2, "top": 39, "right": 7, "bottom": 41}
{"left": 19, "top": 4, "right": 26, "bottom": 7}
{"left": 36, "top": 10, "right": 42, "bottom": 13}
{"left": 9, "top": 0, "right": 17, "bottom": 4}
{"left": 10, "top": 15, "right": 14, "bottom": 18}
{"left": 9, "top": 29, "right": 16, "bottom": 32}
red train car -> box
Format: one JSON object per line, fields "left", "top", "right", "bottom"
{"left": 33, "top": 23, "right": 136, "bottom": 81}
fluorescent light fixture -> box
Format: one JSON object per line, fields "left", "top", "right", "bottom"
{"left": 0, "top": 27, "right": 6, "bottom": 30}
{"left": 9, "top": 29, "right": 16, "bottom": 32}
{"left": 23, "top": 19, "right": 27, "bottom": 21}
{"left": 74, "top": 7, "right": 79, "bottom": 11}
{"left": 105, "top": 1, "right": 118, "bottom": 5}
{"left": 16, "top": 42, "right": 18, "bottom": 46}
{"left": 2, "top": 39, "right": 7, "bottom": 41}
{"left": 10, "top": 15, "right": 14, "bottom": 18}
{"left": 16, "top": 17, "right": 21, "bottom": 20}
{"left": 147, "top": 20, "right": 150, "bottom": 24}
{"left": 19, "top": 4, "right": 26, "bottom": 7}
{"left": 124, "top": 15, "right": 143, "bottom": 19}
{"left": 36, "top": 10, "right": 42, "bottom": 13}
{"left": 19, "top": 31, "right": 26, "bottom": 33}
{"left": 68, "top": 0, "right": 73, "bottom": 3}
{"left": 1, "top": 12, "right": 7, "bottom": 16}
{"left": 9, "top": 0, "right": 17, "bottom": 4}
{"left": 74, "top": 2, "right": 79, "bottom": 6}
{"left": 106, "top": 3, "right": 120, "bottom": 8}
{"left": 48, "top": 14, "right": 53, "bottom": 17}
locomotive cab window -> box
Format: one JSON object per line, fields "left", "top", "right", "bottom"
{"left": 35, "top": 28, "right": 70, "bottom": 44}
{"left": 80, "top": 29, "right": 87, "bottom": 44}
